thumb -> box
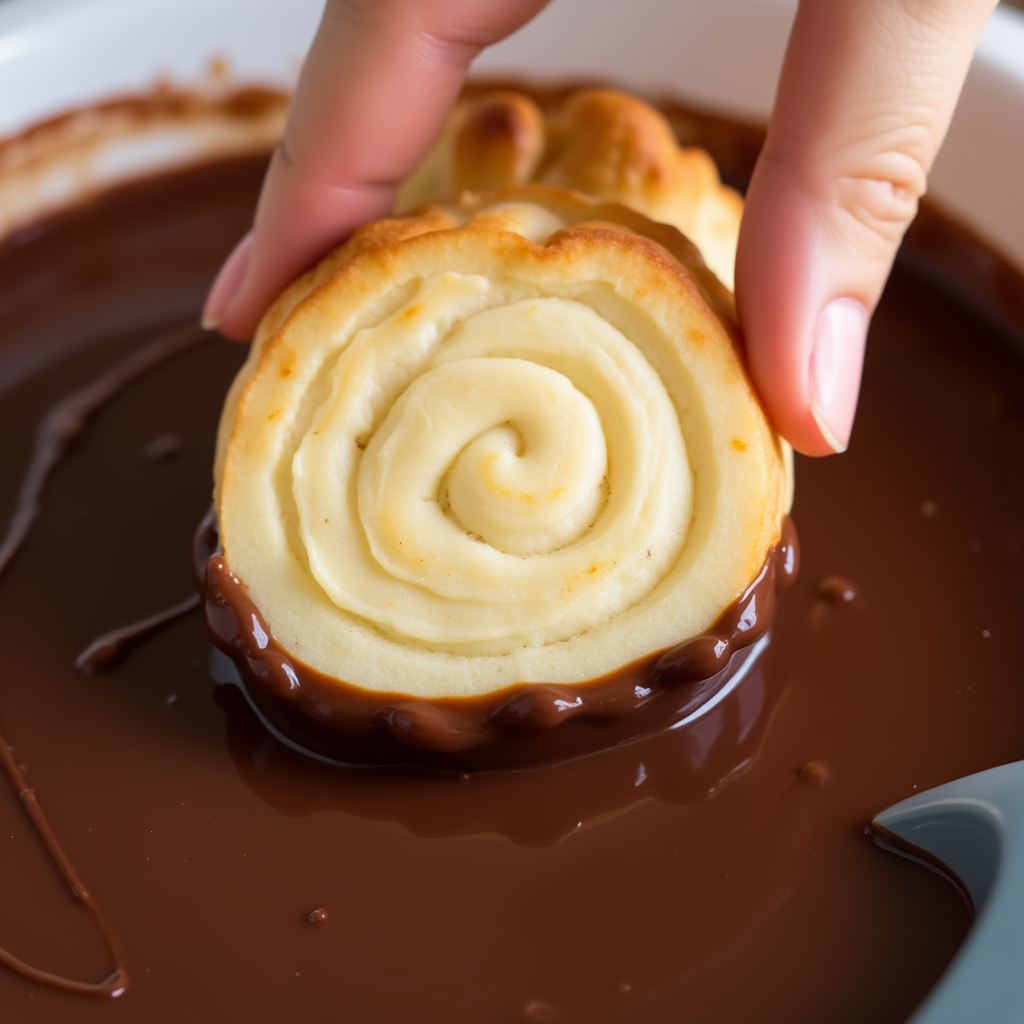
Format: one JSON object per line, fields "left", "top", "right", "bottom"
{"left": 736, "top": 0, "right": 996, "bottom": 455}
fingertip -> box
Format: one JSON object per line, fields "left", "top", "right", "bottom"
{"left": 203, "top": 233, "right": 253, "bottom": 338}
{"left": 737, "top": 164, "right": 867, "bottom": 458}
{"left": 808, "top": 298, "right": 867, "bottom": 454}
{"left": 743, "top": 287, "right": 866, "bottom": 458}
{"left": 737, "top": 0, "right": 995, "bottom": 457}
{"left": 742, "top": 292, "right": 866, "bottom": 459}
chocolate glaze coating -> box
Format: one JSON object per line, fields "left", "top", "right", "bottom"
{"left": 197, "top": 510, "right": 797, "bottom": 764}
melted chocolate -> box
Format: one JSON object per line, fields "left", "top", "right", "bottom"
{"left": 818, "top": 575, "right": 859, "bottom": 604}
{"left": 198, "top": 512, "right": 797, "bottom": 763}
{"left": 0, "top": 115, "right": 1021, "bottom": 1021}
{"left": 76, "top": 593, "right": 200, "bottom": 676}
{"left": 213, "top": 634, "right": 785, "bottom": 847}
{"left": 0, "top": 322, "right": 206, "bottom": 996}
{"left": 0, "top": 324, "right": 202, "bottom": 582}
{"left": 0, "top": 738, "right": 126, "bottom": 998}
{"left": 868, "top": 823, "right": 975, "bottom": 917}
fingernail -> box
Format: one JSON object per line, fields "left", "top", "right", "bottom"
{"left": 201, "top": 232, "right": 253, "bottom": 331}
{"left": 809, "top": 298, "right": 867, "bottom": 453}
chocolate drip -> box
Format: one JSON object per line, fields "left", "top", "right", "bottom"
{"left": 0, "top": 739, "right": 127, "bottom": 998}
{"left": 868, "top": 823, "right": 975, "bottom": 917}
{"left": 197, "top": 512, "right": 798, "bottom": 764}
{"left": 652, "top": 518, "right": 798, "bottom": 686}
{"left": 75, "top": 593, "right": 201, "bottom": 674}
{"left": 0, "top": 323, "right": 204, "bottom": 997}
{"left": 0, "top": 324, "right": 202, "bottom": 580}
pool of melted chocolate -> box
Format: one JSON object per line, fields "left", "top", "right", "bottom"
{"left": 1, "top": 138, "right": 1023, "bottom": 1022}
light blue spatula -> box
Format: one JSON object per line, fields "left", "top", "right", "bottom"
{"left": 874, "top": 760, "right": 1024, "bottom": 1024}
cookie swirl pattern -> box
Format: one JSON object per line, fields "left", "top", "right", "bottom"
{"left": 214, "top": 188, "right": 790, "bottom": 700}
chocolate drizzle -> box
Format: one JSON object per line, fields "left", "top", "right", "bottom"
{"left": 0, "top": 323, "right": 205, "bottom": 997}
{"left": 197, "top": 511, "right": 798, "bottom": 765}
{"left": 0, "top": 739, "right": 127, "bottom": 998}
{"left": 0, "top": 324, "right": 202, "bottom": 581}
{"left": 75, "top": 593, "right": 201, "bottom": 675}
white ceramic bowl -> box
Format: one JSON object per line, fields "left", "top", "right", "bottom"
{"left": 2, "top": 2, "right": 1023, "bottom": 1020}
{"left": 2, "top": 0, "right": 1023, "bottom": 268}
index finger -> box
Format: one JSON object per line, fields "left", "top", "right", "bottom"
{"left": 207, "top": 0, "right": 550, "bottom": 340}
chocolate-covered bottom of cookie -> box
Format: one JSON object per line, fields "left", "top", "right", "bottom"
{"left": 197, "top": 509, "right": 797, "bottom": 764}
{"left": 1, "top": 139, "right": 1023, "bottom": 1022}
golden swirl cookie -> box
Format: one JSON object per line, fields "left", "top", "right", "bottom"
{"left": 212, "top": 187, "right": 791, "bottom": 703}
{"left": 397, "top": 88, "right": 744, "bottom": 290}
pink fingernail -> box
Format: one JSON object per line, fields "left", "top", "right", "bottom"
{"left": 201, "top": 232, "right": 253, "bottom": 331}
{"left": 809, "top": 298, "right": 867, "bottom": 453}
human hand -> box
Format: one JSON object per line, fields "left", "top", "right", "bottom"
{"left": 203, "top": 0, "right": 997, "bottom": 456}
{"left": 201, "top": 0, "right": 549, "bottom": 336}
{"left": 736, "top": 0, "right": 997, "bottom": 453}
